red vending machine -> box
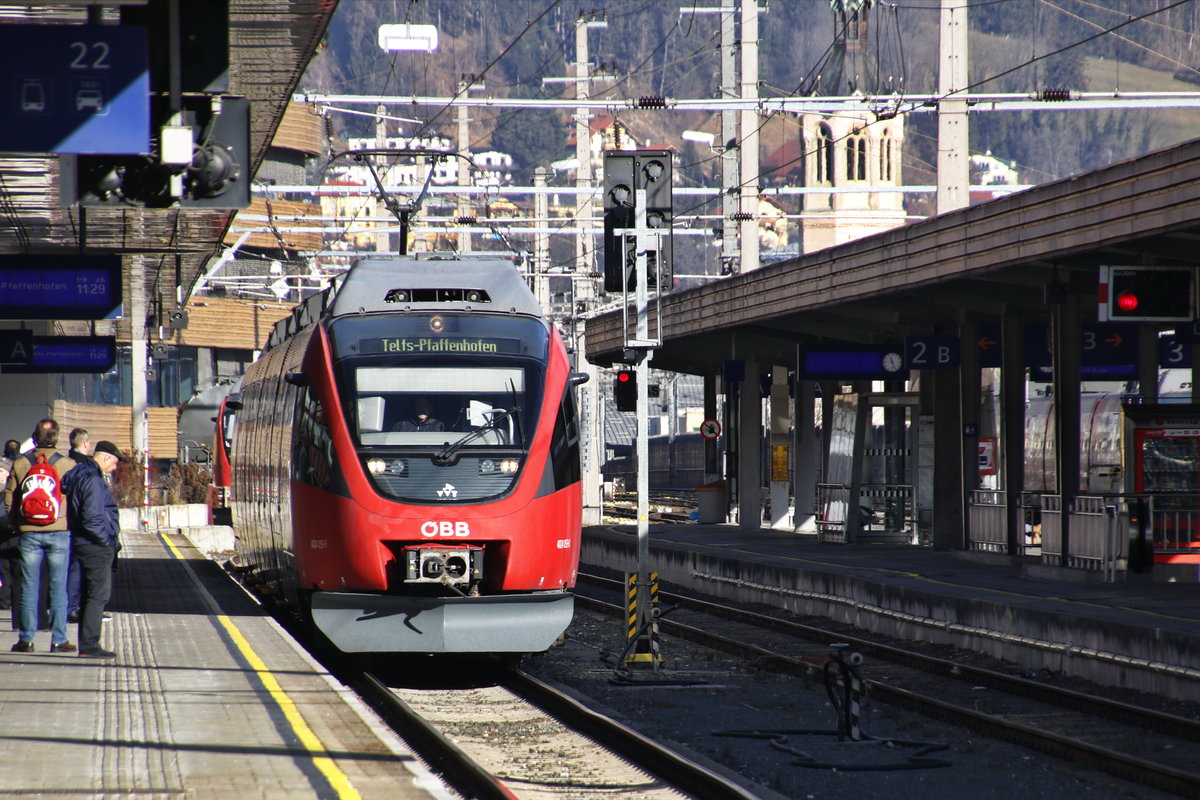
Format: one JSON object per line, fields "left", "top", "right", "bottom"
{"left": 1124, "top": 405, "right": 1200, "bottom": 570}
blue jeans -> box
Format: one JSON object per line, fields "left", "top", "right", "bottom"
{"left": 18, "top": 531, "right": 70, "bottom": 645}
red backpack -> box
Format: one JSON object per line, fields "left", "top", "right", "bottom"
{"left": 19, "top": 453, "right": 64, "bottom": 526}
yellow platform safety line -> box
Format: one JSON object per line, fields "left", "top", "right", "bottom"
{"left": 159, "top": 533, "right": 362, "bottom": 800}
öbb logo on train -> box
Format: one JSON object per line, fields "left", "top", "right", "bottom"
{"left": 420, "top": 520, "right": 471, "bottom": 538}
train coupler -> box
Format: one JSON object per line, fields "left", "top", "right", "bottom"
{"left": 401, "top": 544, "right": 484, "bottom": 586}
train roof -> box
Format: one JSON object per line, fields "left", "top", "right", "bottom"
{"left": 265, "top": 254, "right": 543, "bottom": 351}
{"left": 329, "top": 255, "right": 541, "bottom": 318}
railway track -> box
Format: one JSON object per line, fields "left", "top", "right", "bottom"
{"left": 343, "top": 660, "right": 761, "bottom": 800}
{"left": 603, "top": 491, "right": 696, "bottom": 523}
{"left": 575, "top": 571, "right": 1200, "bottom": 799}
{"left": 266, "top": 602, "right": 757, "bottom": 800}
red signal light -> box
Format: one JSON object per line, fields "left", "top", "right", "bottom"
{"left": 614, "top": 370, "right": 637, "bottom": 411}
{"left": 1116, "top": 291, "right": 1140, "bottom": 312}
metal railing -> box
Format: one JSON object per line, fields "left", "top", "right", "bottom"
{"left": 816, "top": 483, "right": 849, "bottom": 543}
{"left": 967, "top": 490, "right": 1045, "bottom": 555}
{"left": 967, "top": 489, "right": 1007, "bottom": 553}
{"left": 1041, "top": 494, "right": 1122, "bottom": 572}
{"left": 858, "top": 483, "right": 915, "bottom": 543}
{"left": 1146, "top": 494, "right": 1200, "bottom": 554}
{"left": 1039, "top": 493, "right": 1200, "bottom": 580}
{"left": 817, "top": 482, "right": 915, "bottom": 544}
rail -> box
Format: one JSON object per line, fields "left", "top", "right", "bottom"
{"left": 508, "top": 670, "right": 761, "bottom": 800}
{"left": 575, "top": 572, "right": 1200, "bottom": 797}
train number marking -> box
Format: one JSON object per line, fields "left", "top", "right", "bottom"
{"left": 311, "top": 539, "right": 328, "bottom": 549}
{"left": 421, "top": 521, "right": 471, "bottom": 538}
{"left": 556, "top": 539, "right": 572, "bottom": 549}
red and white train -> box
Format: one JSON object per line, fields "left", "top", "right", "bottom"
{"left": 228, "top": 255, "right": 585, "bottom": 653}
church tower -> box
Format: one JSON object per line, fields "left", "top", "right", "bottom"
{"left": 799, "top": 0, "right": 906, "bottom": 254}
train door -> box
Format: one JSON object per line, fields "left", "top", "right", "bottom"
{"left": 1125, "top": 406, "right": 1200, "bottom": 567}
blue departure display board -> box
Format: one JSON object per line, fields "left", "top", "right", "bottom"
{"left": 0, "top": 25, "right": 149, "bottom": 154}
{"left": 0, "top": 255, "right": 121, "bottom": 319}
{"left": 3, "top": 336, "right": 116, "bottom": 373}
{"left": 800, "top": 347, "right": 906, "bottom": 379}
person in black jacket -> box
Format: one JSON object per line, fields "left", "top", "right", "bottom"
{"left": 65, "top": 428, "right": 93, "bottom": 622}
{"left": 62, "top": 440, "right": 124, "bottom": 659}
{"left": 393, "top": 397, "right": 445, "bottom": 432}
{"left": 0, "top": 456, "right": 14, "bottom": 613}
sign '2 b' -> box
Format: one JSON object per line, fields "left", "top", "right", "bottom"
{"left": 905, "top": 335, "right": 959, "bottom": 369}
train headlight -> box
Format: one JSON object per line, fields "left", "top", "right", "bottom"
{"left": 499, "top": 458, "right": 520, "bottom": 474}
{"left": 429, "top": 315, "right": 445, "bottom": 333}
{"left": 369, "top": 458, "right": 407, "bottom": 475}
{"left": 479, "top": 459, "right": 496, "bottom": 474}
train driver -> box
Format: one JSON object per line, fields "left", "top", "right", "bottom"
{"left": 394, "top": 397, "right": 445, "bottom": 433}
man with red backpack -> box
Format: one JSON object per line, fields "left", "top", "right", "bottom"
{"left": 4, "top": 419, "right": 76, "bottom": 653}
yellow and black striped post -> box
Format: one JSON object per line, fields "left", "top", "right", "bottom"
{"left": 625, "top": 571, "right": 639, "bottom": 644}
{"left": 624, "top": 571, "right": 663, "bottom": 667}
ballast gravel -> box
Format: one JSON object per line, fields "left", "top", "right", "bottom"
{"left": 522, "top": 608, "right": 1178, "bottom": 800}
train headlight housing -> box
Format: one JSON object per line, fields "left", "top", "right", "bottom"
{"left": 367, "top": 458, "right": 407, "bottom": 476}
{"left": 480, "top": 458, "right": 519, "bottom": 475}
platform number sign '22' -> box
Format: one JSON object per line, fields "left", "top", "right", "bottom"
{"left": 0, "top": 25, "right": 149, "bottom": 154}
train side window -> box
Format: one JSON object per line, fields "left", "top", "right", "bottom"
{"left": 294, "top": 385, "right": 335, "bottom": 491}
{"left": 549, "top": 386, "right": 581, "bottom": 489}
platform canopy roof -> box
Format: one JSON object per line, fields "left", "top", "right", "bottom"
{"left": 0, "top": 0, "right": 338, "bottom": 318}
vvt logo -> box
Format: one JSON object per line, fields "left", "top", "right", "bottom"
{"left": 437, "top": 483, "right": 458, "bottom": 499}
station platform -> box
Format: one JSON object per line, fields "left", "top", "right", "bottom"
{"left": 0, "top": 529, "right": 451, "bottom": 800}
{"left": 580, "top": 524, "right": 1200, "bottom": 703}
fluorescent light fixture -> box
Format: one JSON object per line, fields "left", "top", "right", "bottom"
{"left": 682, "top": 130, "right": 715, "bottom": 148}
{"left": 378, "top": 24, "right": 439, "bottom": 53}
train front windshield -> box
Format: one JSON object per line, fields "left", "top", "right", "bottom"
{"left": 329, "top": 314, "right": 549, "bottom": 503}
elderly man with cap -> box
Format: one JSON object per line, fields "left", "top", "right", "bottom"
{"left": 62, "top": 440, "right": 124, "bottom": 658}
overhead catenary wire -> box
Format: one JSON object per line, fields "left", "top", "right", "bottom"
{"left": 302, "top": 0, "right": 1197, "bottom": 270}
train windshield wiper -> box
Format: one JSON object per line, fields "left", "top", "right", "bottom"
{"left": 432, "top": 407, "right": 519, "bottom": 466}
